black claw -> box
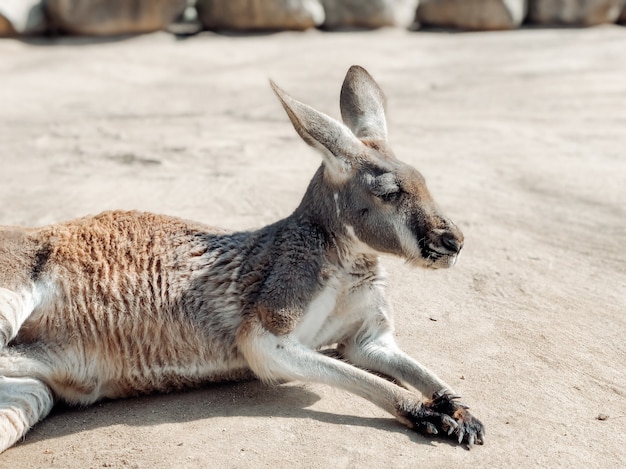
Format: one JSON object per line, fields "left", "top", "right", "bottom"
{"left": 457, "top": 427, "right": 465, "bottom": 444}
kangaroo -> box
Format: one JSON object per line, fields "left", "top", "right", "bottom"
{"left": 0, "top": 65, "right": 484, "bottom": 453}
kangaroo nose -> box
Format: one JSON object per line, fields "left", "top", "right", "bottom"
{"left": 440, "top": 231, "right": 463, "bottom": 254}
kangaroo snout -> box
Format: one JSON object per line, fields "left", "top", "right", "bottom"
{"left": 438, "top": 229, "right": 464, "bottom": 255}
{"left": 423, "top": 225, "right": 464, "bottom": 268}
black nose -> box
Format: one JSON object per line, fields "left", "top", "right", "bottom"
{"left": 440, "top": 231, "right": 462, "bottom": 254}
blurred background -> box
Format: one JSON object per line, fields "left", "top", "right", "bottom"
{"left": 1, "top": 0, "right": 626, "bottom": 36}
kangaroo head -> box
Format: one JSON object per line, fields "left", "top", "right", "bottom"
{"left": 271, "top": 65, "right": 463, "bottom": 269}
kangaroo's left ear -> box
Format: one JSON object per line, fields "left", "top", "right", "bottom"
{"left": 270, "top": 79, "right": 363, "bottom": 179}
{"left": 340, "top": 65, "right": 388, "bottom": 142}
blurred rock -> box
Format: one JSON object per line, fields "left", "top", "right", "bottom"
{"left": 0, "top": 0, "right": 46, "bottom": 36}
{"left": 0, "top": 15, "right": 11, "bottom": 36}
{"left": 620, "top": 3, "right": 626, "bottom": 22}
{"left": 165, "top": 3, "right": 203, "bottom": 36}
{"left": 527, "top": 0, "right": 625, "bottom": 25}
{"left": 46, "top": 0, "right": 188, "bottom": 35}
{"left": 320, "top": 0, "right": 419, "bottom": 29}
{"left": 196, "top": 0, "right": 324, "bottom": 31}
{"left": 417, "top": 0, "right": 527, "bottom": 30}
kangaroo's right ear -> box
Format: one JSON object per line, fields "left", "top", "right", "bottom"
{"left": 340, "top": 65, "right": 387, "bottom": 142}
{"left": 270, "top": 80, "right": 363, "bottom": 180}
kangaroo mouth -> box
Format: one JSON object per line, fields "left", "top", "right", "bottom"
{"left": 415, "top": 237, "right": 459, "bottom": 269}
{"left": 398, "top": 226, "right": 459, "bottom": 269}
{"left": 418, "top": 237, "right": 444, "bottom": 260}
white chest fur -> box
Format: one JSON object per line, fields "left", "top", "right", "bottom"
{"left": 292, "top": 277, "right": 384, "bottom": 349}
{"left": 293, "top": 285, "right": 338, "bottom": 347}
{"left": 293, "top": 246, "right": 385, "bottom": 349}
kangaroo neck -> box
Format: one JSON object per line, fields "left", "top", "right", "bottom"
{"left": 293, "top": 165, "right": 345, "bottom": 240}
{"left": 291, "top": 164, "right": 378, "bottom": 269}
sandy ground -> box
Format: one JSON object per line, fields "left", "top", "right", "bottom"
{"left": 0, "top": 25, "right": 625, "bottom": 468}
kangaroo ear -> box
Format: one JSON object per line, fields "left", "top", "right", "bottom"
{"left": 270, "top": 80, "right": 363, "bottom": 178}
{"left": 340, "top": 65, "right": 388, "bottom": 142}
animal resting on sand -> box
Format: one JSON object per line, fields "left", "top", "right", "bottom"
{"left": 0, "top": 65, "right": 484, "bottom": 453}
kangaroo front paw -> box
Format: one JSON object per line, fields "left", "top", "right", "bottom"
{"left": 396, "top": 401, "right": 458, "bottom": 438}
{"left": 424, "top": 390, "right": 485, "bottom": 449}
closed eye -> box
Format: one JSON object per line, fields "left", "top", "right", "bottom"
{"left": 377, "top": 190, "right": 401, "bottom": 203}
{"left": 368, "top": 172, "right": 402, "bottom": 203}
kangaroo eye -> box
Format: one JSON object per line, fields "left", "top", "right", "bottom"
{"left": 367, "top": 172, "right": 401, "bottom": 202}
{"left": 377, "top": 190, "right": 401, "bottom": 203}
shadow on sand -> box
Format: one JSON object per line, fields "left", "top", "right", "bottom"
{"left": 18, "top": 380, "right": 460, "bottom": 450}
